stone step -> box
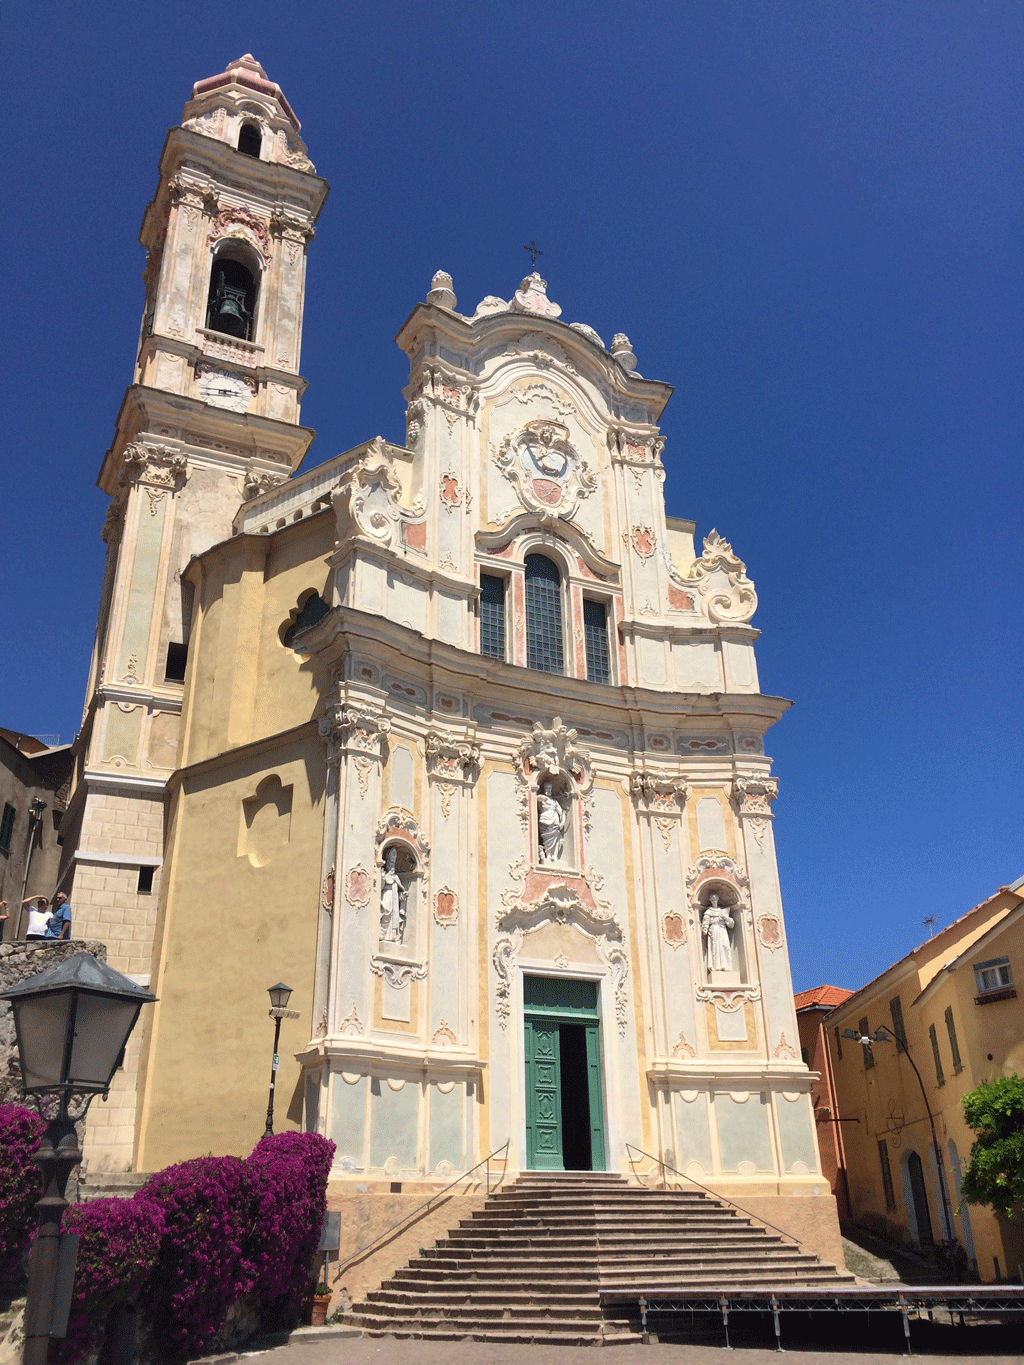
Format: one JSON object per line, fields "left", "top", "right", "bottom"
{"left": 363, "top": 1298, "right": 605, "bottom": 1320}
{"left": 390, "top": 1259, "right": 842, "bottom": 1291}
{"left": 348, "top": 1322, "right": 636, "bottom": 1346}
{"left": 435, "top": 1236, "right": 787, "bottom": 1254}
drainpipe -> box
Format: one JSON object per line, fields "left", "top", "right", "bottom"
{"left": 14, "top": 799, "right": 48, "bottom": 939}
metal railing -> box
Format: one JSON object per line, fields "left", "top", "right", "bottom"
{"left": 332, "top": 1140, "right": 510, "bottom": 1279}
{"left": 625, "top": 1143, "right": 802, "bottom": 1249}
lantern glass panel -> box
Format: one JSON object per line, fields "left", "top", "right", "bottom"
{"left": 16, "top": 992, "right": 73, "bottom": 1091}
{"left": 68, "top": 995, "right": 141, "bottom": 1089}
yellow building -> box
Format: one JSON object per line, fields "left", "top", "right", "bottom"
{"left": 826, "top": 878, "right": 1024, "bottom": 1282}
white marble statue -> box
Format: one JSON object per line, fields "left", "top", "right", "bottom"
{"left": 537, "top": 781, "right": 567, "bottom": 864}
{"left": 379, "top": 846, "right": 409, "bottom": 943}
{"left": 702, "top": 893, "right": 734, "bottom": 972}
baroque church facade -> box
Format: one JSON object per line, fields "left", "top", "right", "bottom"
{"left": 60, "top": 57, "right": 840, "bottom": 1252}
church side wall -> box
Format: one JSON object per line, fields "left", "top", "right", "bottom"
{"left": 133, "top": 728, "right": 325, "bottom": 1172}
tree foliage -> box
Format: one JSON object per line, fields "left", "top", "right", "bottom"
{"left": 959, "top": 1075, "right": 1024, "bottom": 1220}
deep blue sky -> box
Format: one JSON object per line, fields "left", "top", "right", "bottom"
{"left": 4, "top": 2, "right": 1022, "bottom": 992}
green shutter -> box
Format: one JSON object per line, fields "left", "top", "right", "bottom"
{"left": 525, "top": 1019, "right": 563, "bottom": 1169}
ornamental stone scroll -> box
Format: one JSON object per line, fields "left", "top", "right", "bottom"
{"left": 732, "top": 774, "right": 778, "bottom": 850}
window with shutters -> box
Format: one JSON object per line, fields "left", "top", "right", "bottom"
{"left": 0, "top": 803, "right": 14, "bottom": 854}
{"left": 834, "top": 1026, "right": 843, "bottom": 1061}
{"left": 859, "top": 1016, "right": 874, "bottom": 1069}
{"left": 889, "top": 995, "right": 908, "bottom": 1052}
{"left": 878, "top": 1139, "right": 896, "bottom": 1211}
{"left": 524, "top": 554, "right": 564, "bottom": 674}
{"left": 973, "top": 957, "right": 1014, "bottom": 999}
{"left": 479, "top": 574, "right": 507, "bottom": 660}
{"left": 929, "top": 1023, "right": 945, "bottom": 1085}
{"left": 944, "top": 1006, "right": 962, "bottom": 1073}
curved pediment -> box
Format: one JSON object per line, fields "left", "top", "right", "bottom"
{"left": 476, "top": 513, "right": 620, "bottom": 581}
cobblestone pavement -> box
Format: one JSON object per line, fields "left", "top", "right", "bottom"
{"left": 242, "top": 1318, "right": 1023, "bottom": 1365}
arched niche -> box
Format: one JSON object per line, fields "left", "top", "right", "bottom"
{"left": 689, "top": 867, "right": 750, "bottom": 986}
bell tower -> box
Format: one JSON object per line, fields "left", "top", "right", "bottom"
{"left": 59, "top": 57, "right": 328, "bottom": 1172}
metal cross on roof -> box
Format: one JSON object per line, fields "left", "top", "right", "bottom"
{"left": 522, "top": 240, "right": 544, "bottom": 268}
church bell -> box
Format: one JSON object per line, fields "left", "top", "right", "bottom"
{"left": 207, "top": 260, "right": 255, "bottom": 340}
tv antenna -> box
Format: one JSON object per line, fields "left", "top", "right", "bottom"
{"left": 921, "top": 914, "right": 938, "bottom": 938}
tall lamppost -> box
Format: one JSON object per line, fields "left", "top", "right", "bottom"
{"left": 263, "top": 982, "right": 298, "bottom": 1138}
{"left": 842, "top": 1024, "right": 958, "bottom": 1275}
{"left": 0, "top": 952, "right": 157, "bottom": 1365}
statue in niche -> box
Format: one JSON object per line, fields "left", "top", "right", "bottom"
{"left": 537, "top": 781, "right": 568, "bottom": 865}
{"left": 379, "top": 846, "right": 409, "bottom": 943}
{"left": 702, "top": 893, "right": 734, "bottom": 973}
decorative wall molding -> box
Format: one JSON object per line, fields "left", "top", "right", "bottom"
{"left": 369, "top": 954, "right": 427, "bottom": 990}
{"left": 733, "top": 774, "right": 778, "bottom": 849}
{"left": 425, "top": 730, "right": 481, "bottom": 785}
{"left": 687, "top": 530, "right": 758, "bottom": 624}
{"left": 696, "top": 984, "right": 761, "bottom": 1010}
{"left": 756, "top": 912, "right": 785, "bottom": 953}
{"left": 120, "top": 442, "right": 190, "bottom": 491}
{"left": 433, "top": 887, "right": 458, "bottom": 927}
{"left": 318, "top": 701, "right": 391, "bottom": 768}
{"left": 344, "top": 864, "right": 371, "bottom": 908}
{"left": 495, "top": 420, "right": 596, "bottom": 524}
{"left": 331, "top": 437, "right": 424, "bottom": 552}
{"left": 515, "top": 716, "right": 591, "bottom": 790}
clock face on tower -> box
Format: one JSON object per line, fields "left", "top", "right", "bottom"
{"left": 197, "top": 367, "right": 253, "bottom": 412}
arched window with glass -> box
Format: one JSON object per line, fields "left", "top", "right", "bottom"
{"left": 524, "top": 553, "right": 564, "bottom": 674}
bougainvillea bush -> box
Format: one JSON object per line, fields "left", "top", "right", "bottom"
{"left": 245, "top": 1132, "right": 336, "bottom": 1329}
{"left": 0, "top": 1102, "right": 44, "bottom": 1281}
{"left": 54, "top": 1197, "right": 165, "bottom": 1364}
{"left": 138, "top": 1154, "right": 253, "bottom": 1357}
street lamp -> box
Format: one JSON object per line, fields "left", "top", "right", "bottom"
{"left": 0, "top": 952, "right": 157, "bottom": 1365}
{"left": 262, "top": 982, "right": 298, "bottom": 1139}
{"left": 842, "top": 1024, "right": 957, "bottom": 1272}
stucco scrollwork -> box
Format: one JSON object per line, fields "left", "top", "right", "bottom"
{"left": 497, "top": 881, "right": 622, "bottom": 944}
{"left": 425, "top": 730, "right": 480, "bottom": 784}
{"left": 208, "top": 205, "right": 273, "bottom": 261}
{"left": 685, "top": 529, "right": 758, "bottom": 624}
{"left": 369, "top": 954, "right": 427, "bottom": 990}
{"left": 515, "top": 716, "right": 591, "bottom": 790}
{"left": 331, "top": 437, "right": 423, "bottom": 551}
{"left": 243, "top": 464, "right": 287, "bottom": 501}
{"left": 495, "top": 420, "right": 596, "bottom": 523}
{"left": 686, "top": 852, "right": 750, "bottom": 913}
{"left": 733, "top": 774, "right": 778, "bottom": 850}
{"left": 318, "top": 700, "right": 391, "bottom": 767}
{"left": 695, "top": 984, "right": 761, "bottom": 1009}
{"left": 120, "top": 443, "right": 189, "bottom": 491}
{"left": 375, "top": 808, "right": 430, "bottom": 887}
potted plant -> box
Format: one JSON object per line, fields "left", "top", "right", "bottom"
{"left": 310, "top": 1281, "right": 332, "bottom": 1327}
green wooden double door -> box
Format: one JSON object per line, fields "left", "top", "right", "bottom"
{"left": 523, "top": 976, "right": 606, "bottom": 1171}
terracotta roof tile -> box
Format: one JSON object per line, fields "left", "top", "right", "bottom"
{"left": 794, "top": 984, "right": 854, "bottom": 1011}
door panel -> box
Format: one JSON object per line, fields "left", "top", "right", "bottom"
{"left": 526, "top": 1020, "right": 563, "bottom": 1168}
{"left": 585, "top": 1023, "right": 606, "bottom": 1171}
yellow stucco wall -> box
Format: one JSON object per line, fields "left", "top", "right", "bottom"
{"left": 827, "top": 890, "right": 1024, "bottom": 1281}
{"left": 134, "top": 728, "right": 326, "bottom": 1171}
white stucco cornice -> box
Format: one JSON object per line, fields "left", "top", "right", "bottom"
{"left": 394, "top": 302, "right": 674, "bottom": 421}
{"left": 98, "top": 385, "right": 315, "bottom": 494}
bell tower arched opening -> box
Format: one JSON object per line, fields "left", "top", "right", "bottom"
{"left": 206, "top": 246, "right": 259, "bottom": 341}
{"left": 237, "top": 122, "right": 262, "bottom": 158}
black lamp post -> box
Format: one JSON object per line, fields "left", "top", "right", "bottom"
{"left": 0, "top": 952, "right": 156, "bottom": 1365}
{"left": 262, "top": 982, "right": 297, "bottom": 1139}
{"left": 842, "top": 1024, "right": 957, "bottom": 1273}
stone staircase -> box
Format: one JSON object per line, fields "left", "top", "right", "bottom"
{"left": 341, "top": 1170, "right": 855, "bottom": 1345}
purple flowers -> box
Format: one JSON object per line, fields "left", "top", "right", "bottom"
{"left": 0, "top": 1109, "right": 334, "bottom": 1362}
{"left": 0, "top": 1103, "right": 45, "bottom": 1281}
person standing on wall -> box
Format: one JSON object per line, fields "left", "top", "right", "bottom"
{"left": 43, "top": 892, "right": 71, "bottom": 941}
{"left": 24, "top": 896, "right": 51, "bottom": 940}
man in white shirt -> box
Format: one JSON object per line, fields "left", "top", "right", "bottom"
{"left": 24, "top": 896, "right": 51, "bottom": 939}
